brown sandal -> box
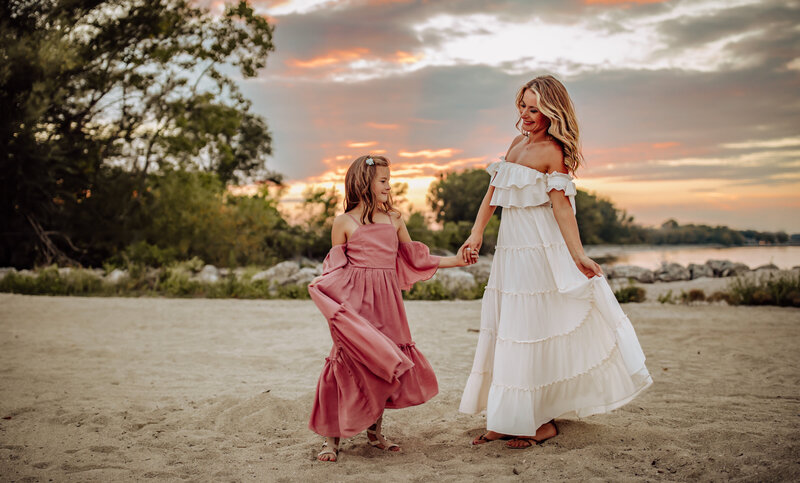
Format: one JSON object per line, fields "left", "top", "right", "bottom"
{"left": 472, "top": 432, "right": 512, "bottom": 445}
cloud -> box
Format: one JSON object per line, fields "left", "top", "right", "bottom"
{"left": 398, "top": 148, "right": 460, "bottom": 158}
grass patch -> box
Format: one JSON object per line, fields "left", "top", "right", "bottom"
{"left": 614, "top": 280, "right": 646, "bottom": 303}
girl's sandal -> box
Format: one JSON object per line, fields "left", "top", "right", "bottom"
{"left": 317, "top": 437, "right": 339, "bottom": 462}
{"left": 366, "top": 427, "right": 401, "bottom": 452}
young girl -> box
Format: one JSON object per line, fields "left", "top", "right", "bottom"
{"left": 308, "top": 154, "right": 476, "bottom": 462}
{"left": 458, "top": 75, "right": 652, "bottom": 448}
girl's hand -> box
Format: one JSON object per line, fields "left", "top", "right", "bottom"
{"left": 308, "top": 275, "right": 323, "bottom": 288}
{"left": 574, "top": 254, "right": 603, "bottom": 279}
{"left": 455, "top": 245, "right": 479, "bottom": 266}
{"left": 459, "top": 233, "right": 483, "bottom": 263}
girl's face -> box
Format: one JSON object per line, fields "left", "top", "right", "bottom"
{"left": 518, "top": 89, "right": 551, "bottom": 136}
{"left": 371, "top": 166, "right": 391, "bottom": 204}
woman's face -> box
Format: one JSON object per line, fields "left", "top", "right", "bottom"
{"left": 371, "top": 166, "right": 391, "bottom": 203}
{"left": 518, "top": 89, "right": 551, "bottom": 136}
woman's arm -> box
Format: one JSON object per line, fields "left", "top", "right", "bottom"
{"left": 459, "top": 187, "right": 497, "bottom": 262}
{"left": 549, "top": 191, "right": 602, "bottom": 278}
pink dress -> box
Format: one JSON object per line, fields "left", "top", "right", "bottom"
{"left": 307, "top": 215, "right": 441, "bottom": 438}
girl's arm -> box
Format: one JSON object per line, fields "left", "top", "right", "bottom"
{"left": 394, "top": 212, "right": 475, "bottom": 268}
{"left": 309, "top": 215, "right": 348, "bottom": 287}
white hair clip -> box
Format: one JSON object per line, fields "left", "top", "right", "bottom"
{"left": 365, "top": 157, "right": 375, "bottom": 166}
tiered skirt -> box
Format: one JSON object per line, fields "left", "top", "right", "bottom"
{"left": 459, "top": 206, "right": 652, "bottom": 435}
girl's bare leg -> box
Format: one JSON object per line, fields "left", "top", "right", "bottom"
{"left": 367, "top": 414, "right": 401, "bottom": 451}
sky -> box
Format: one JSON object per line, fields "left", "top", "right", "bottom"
{"left": 203, "top": 0, "right": 799, "bottom": 232}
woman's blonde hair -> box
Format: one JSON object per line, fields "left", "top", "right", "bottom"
{"left": 515, "top": 75, "right": 583, "bottom": 174}
{"left": 344, "top": 154, "right": 397, "bottom": 225}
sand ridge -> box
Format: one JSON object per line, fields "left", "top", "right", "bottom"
{"left": 1, "top": 293, "right": 799, "bottom": 481}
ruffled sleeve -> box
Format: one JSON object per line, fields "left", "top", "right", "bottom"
{"left": 321, "top": 244, "right": 348, "bottom": 275}
{"left": 396, "top": 242, "right": 441, "bottom": 290}
{"left": 546, "top": 172, "right": 577, "bottom": 214}
{"left": 486, "top": 161, "right": 503, "bottom": 178}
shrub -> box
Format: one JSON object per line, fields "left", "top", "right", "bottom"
{"left": 725, "top": 273, "right": 800, "bottom": 307}
{"left": 614, "top": 281, "right": 646, "bottom": 303}
{"left": 657, "top": 289, "right": 675, "bottom": 304}
{"left": 680, "top": 289, "right": 706, "bottom": 304}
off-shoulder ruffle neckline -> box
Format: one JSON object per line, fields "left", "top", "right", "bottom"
{"left": 493, "top": 156, "right": 573, "bottom": 178}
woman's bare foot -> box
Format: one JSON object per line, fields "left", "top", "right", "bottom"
{"left": 367, "top": 416, "right": 401, "bottom": 452}
{"left": 317, "top": 436, "right": 339, "bottom": 462}
{"left": 472, "top": 430, "right": 511, "bottom": 445}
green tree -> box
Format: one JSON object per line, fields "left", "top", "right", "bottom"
{"left": 427, "top": 168, "right": 491, "bottom": 223}
{"left": 1, "top": 0, "right": 278, "bottom": 267}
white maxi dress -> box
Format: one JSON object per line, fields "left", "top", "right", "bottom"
{"left": 459, "top": 159, "right": 653, "bottom": 436}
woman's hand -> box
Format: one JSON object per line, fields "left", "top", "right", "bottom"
{"left": 308, "top": 275, "right": 323, "bottom": 288}
{"left": 459, "top": 233, "right": 483, "bottom": 263}
{"left": 455, "top": 245, "right": 479, "bottom": 267}
{"left": 574, "top": 254, "right": 603, "bottom": 279}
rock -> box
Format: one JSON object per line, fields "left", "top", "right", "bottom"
{"left": 433, "top": 269, "right": 476, "bottom": 294}
{"left": 608, "top": 265, "right": 655, "bottom": 283}
{"left": 286, "top": 267, "right": 319, "bottom": 286}
{"left": 654, "top": 262, "right": 691, "bottom": 282}
{"left": 298, "top": 257, "right": 319, "bottom": 268}
{"left": 106, "top": 268, "right": 129, "bottom": 284}
{"left": 688, "top": 263, "right": 714, "bottom": 279}
{"left": 0, "top": 267, "right": 17, "bottom": 281}
{"left": 218, "top": 268, "right": 230, "bottom": 277}
{"left": 705, "top": 259, "right": 750, "bottom": 277}
{"left": 754, "top": 263, "right": 779, "bottom": 272}
{"left": 196, "top": 264, "right": 220, "bottom": 283}
{"left": 233, "top": 267, "right": 248, "bottom": 279}
{"left": 251, "top": 261, "right": 300, "bottom": 284}
{"left": 462, "top": 258, "right": 493, "bottom": 285}
{"left": 600, "top": 264, "right": 615, "bottom": 278}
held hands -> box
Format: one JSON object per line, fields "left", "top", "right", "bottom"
{"left": 455, "top": 245, "right": 479, "bottom": 266}
{"left": 459, "top": 233, "right": 483, "bottom": 264}
{"left": 574, "top": 254, "right": 603, "bottom": 279}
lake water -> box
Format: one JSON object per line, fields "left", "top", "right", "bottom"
{"left": 584, "top": 245, "right": 800, "bottom": 270}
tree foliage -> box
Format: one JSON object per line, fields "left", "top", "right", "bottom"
{"left": 1, "top": 0, "right": 277, "bottom": 267}
{"left": 427, "top": 168, "right": 491, "bottom": 223}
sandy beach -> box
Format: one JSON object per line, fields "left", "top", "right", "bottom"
{"left": 1, "top": 289, "right": 799, "bottom": 482}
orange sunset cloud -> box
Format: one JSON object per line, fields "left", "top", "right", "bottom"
{"left": 398, "top": 148, "right": 460, "bottom": 159}
{"left": 287, "top": 48, "right": 370, "bottom": 69}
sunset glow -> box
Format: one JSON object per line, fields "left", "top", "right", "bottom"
{"left": 225, "top": 0, "right": 799, "bottom": 232}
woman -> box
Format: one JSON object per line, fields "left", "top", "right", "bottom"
{"left": 458, "top": 75, "right": 652, "bottom": 448}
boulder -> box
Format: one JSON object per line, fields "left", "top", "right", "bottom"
{"left": 17, "top": 269, "right": 35, "bottom": 278}
{"left": 286, "top": 267, "right": 320, "bottom": 286}
{"left": 196, "top": 264, "right": 220, "bottom": 283}
{"left": 608, "top": 265, "right": 655, "bottom": 283}
{"left": 251, "top": 260, "right": 300, "bottom": 284}
{"left": 654, "top": 262, "right": 691, "bottom": 282}
{"left": 706, "top": 259, "right": 750, "bottom": 277}
{"left": 433, "top": 269, "right": 477, "bottom": 294}
{"left": 462, "top": 258, "right": 493, "bottom": 285}
{"left": 723, "top": 262, "right": 750, "bottom": 277}
{"left": 688, "top": 263, "right": 714, "bottom": 279}
{"left": 600, "top": 264, "right": 615, "bottom": 278}
{"left": 106, "top": 268, "right": 129, "bottom": 284}
{"left": 753, "top": 263, "right": 779, "bottom": 273}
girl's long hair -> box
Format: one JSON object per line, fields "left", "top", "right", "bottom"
{"left": 344, "top": 154, "right": 396, "bottom": 225}
{"left": 515, "top": 75, "right": 584, "bottom": 175}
